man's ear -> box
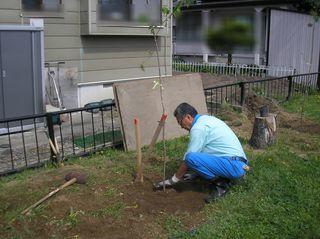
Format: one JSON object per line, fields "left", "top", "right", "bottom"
{"left": 185, "top": 114, "right": 194, "bottom": 122}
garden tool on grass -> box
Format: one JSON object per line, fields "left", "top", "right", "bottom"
{"left": 21, "top": 171, "right": 87, "bottom": 215}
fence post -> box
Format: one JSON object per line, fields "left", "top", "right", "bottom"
{"left": 46, "top": 113, "right": 57, "bottom": 163}
{"left": 240, "top": 82, "right": 245, "bottom": 106}
{"left": 286, "top": 75, "right": 293, "bottom": 100}
{"left": 317, "top": 73, "right": 320, "bottom": 92}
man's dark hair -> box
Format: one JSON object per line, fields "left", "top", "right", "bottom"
{"left": 174, "top": 103, "right": 198, "bottom": 121}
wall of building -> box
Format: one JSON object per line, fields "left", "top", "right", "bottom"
{"left": 0, "top": 0, "right": 172, "bottom": 107}
{"left": 268, "top": 9, "right": 320, "bottom": 74}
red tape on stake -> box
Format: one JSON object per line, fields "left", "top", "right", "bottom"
{"left": 160, "top": 113, "right": 168, "bottom": 122}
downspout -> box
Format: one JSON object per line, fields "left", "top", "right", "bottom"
{"left": 20, "top": 0, "right": 24, "bottom": 25}
{"left": 266, "top": 8, "right": 271, "bottom": 66}
{"left": 317, "top": 49, "right": 320, "bottom": 91}
{"left": 78, "top": 48, "right": 84, "bottom": 107}
{"left": 0, "top": 33, "right": 4, "bottom": 118}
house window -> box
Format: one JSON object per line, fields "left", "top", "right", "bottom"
{"left": 176, "top": 12, "right": 202, "bottom": 42}
{"left": 97, "top": 0, "right": 162, "bottom": 26}
{"left": 22, "top": 0, "right": 63, "bottom": 13}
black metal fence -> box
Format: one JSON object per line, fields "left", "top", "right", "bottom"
{"left": 204, "top": 73, "right": 319, "bottom": 115}
{"left": 0, "top": 103, "right": 121, "bottom": 175}
{"left": 0, "top": 72, "right": 319, "bottom": 176}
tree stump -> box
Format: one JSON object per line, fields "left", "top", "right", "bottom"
{"left": 249, "top": 106, "right": 277, "bottom": 149}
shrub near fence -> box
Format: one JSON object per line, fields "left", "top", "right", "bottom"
{"left": 173, "top": 60, "right": 295, "bottom": 77}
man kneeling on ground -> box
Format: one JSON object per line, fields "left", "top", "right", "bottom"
{"left": 155, "top": 103, "right": 249, "bottom": 203}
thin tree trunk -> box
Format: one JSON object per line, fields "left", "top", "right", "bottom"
{"left": 227, "top": 53, "right": 232, "bottom": 65}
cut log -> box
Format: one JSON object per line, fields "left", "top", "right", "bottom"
{"left": 249, "top": 113, "right": 277, "bottom": 149}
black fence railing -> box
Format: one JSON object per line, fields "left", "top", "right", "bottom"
{"left": 204, "top": 72, "right": 319, "bottom": 115}
{"left": 0, "top": 103, "right": 121, "bottom": 175}
{"left": 0, "top": 72, "right": 319, "bottom": 176}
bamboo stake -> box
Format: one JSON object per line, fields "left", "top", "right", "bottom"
{"left": 134, "top": 118, "right": 143, "bottom": 183}
{"left": 48, "top": 137, "right": 58, "bottom": 156}
{"left": 54, "top": 137, "right": 60, "bottom": 154}
{"left": 148, "top": 113, "right": 167, "bottom": 153}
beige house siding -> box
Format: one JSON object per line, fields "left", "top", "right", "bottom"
{"left": 0, "top": 0, "right": 172, "bottom": 107}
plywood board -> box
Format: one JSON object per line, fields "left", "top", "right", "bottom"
{"left": 114, "top": 73, "right": 207, "bottom": 151}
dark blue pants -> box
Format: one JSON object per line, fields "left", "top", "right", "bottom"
{"left": 185, "top": 152, "right": 247, "bottom": 180}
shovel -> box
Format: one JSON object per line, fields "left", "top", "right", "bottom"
{"left": 21, "top": 171, "right": 86, "bottom": 215}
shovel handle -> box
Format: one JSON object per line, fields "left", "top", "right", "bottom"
{"left": 48, "top": 137, "right": 58, "bottom": 156}
{"left": 54, "top": 137, "right": 60, "bottom": 154}
{"left": 21, "top": 178, "right": 77, "bottom": 215}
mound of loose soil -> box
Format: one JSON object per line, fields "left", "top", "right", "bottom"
{"left": 75, "top": 177, "right": 210, "bottom": 238}
{"left": 124, "top": 176, "right": 211, "bottom": 214}
{"left": 244, "top": 92, "right": 281, "bottom": 119}
{"left": 277, "top": 111, "right": 320, "bottom": 135}
{"left": 243, "top": 92, "right": 320, "bottom": 135}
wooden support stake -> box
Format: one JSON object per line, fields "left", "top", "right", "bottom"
{"left": 44, "top": 132, "right": 60, "bottom": 162}
{"left": 148, "top": 113, "right": 168, "bottom": 153}
{"left": 48, "top": 137, "right": 58, "bottom": 156}
{"left": 54, "top": 137, "right": 60, "bottom": 154}
{"left": 134, "top": 118, "right": 143, "bottom": 183}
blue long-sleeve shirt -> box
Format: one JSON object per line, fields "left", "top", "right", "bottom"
{"left": 184, "top": 115, "right": 247, "bottom": 160}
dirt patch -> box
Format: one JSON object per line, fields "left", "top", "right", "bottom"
{"left": 244, "top": 92, "right": 281, "bottom": 118}
{"left": 215, "top": 92, "right": 320, "bottom": 142}
{"left": 173, "top": 72, "right": 262, "bottom": 89}
{"left": 277, "top": 111, "right": 320, "bottom": 135}
{"left": 243, "top": 92, "right": 320, "bottom": 135}
{"left": 124, "top": 176, "right": 211, "bottom": 214}
{"left": 200, "top": 73, "right": 262, "bottom": 89}
{"left": 9, "top": 169, "right": 211, "bottom": 239}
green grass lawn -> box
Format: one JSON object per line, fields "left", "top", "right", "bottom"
{"left": 74, "top": 130, "right": 122, "bottom": 148}
{"left": 282, "top": 93, "right": 320, "bottom": 123}
{"left": 169, "top": 135, "right": 320, "bottom": 238}
{"left": 0, "top": 93, "right": 319, "bottom": 238}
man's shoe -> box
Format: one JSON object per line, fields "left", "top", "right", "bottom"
{"left": 204, "top": 185, "right": 229, "bottom": 203}
{"left": 214, "top": 178, "right": 231, "bottom": 187}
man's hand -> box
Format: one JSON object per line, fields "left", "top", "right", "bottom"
{"left": 182, "top": 172, "right": 198, "bottom": 181}
{"left": 154, "top": 174, "right": 180, "bottom": 190}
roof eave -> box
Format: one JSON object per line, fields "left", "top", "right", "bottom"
{"left": 181, "top": 0, "right": 299, "bottom": 11}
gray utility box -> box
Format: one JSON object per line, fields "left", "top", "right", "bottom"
{"left": 0, "top": 25, "right": 44, "bottom": 130}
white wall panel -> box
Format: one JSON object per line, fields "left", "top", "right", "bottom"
{"left": 269, "top": 9, "right": 320, "bottom": 74}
